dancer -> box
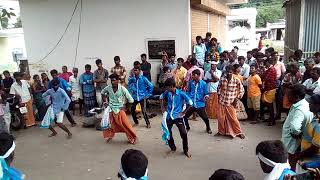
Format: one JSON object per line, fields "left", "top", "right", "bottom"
{"left": 101, "top": 74, "right": 137, "bottom": 144}
{"left": 42, "top": 79, "right": 72, "bottom": 138}
{"left": 128, "top": 66, "right": 153, "bottom": 128}
{"left": 160, "top": 78, "right": 193, "bottom": 158}
{"left": 184, "top": 69, "right": 212, "bottom": 134}
{"left": 216, "top": 65, "right": 245, "bottom": 139}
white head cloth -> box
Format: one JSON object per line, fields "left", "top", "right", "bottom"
{"left": 0, "top": 142, "right": 16, "bottom": 179}
{"left": 258, "top": 153, "right": 291, "bottom": 180}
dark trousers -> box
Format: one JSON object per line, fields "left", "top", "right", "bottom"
{"left": 64, "top": 110, "right": 76, "bottom": 125}
{"left": 241, "top": 86, "right": 248, "bottom": 111}
{"left": 167, "top": 118, "right": 188, "bottom": 153}
{"left": 184, "top": 107, "right": 211, "bottom": 130}
{"left": 131, "top": 99, "right": 150, "bottom": 125}
{"left": 275, "top": 80, "right": 283, "bottom": 118}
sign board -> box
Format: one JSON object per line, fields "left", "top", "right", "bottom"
{"left": 147, "top": 40, "right": 175, "bottom": 59}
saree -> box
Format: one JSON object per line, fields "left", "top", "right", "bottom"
{"left": 103, "top": 110, "right": 137, "bottom": 144}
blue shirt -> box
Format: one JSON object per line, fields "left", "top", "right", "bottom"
{"left": 0, "top": 159, "right": 24, "bottom": 180}
{"left": 42, "top": 87, "right": 71, "bottom": 114}
{"left": 160, "top": 89, "right": 193, "bottom": 120}
{"left": 48, "top": 77, "right": 71, "bottom": 92}
{"left": 187, "top": 80, "right": 208, "bottom": 108}
{"left": 79, "top": 73, "right": 95, "bottom": 93}
{"left": 167, "top": 63, "right": 177, "bottom": 71}
{"left": 128, "top": 74, "right": 154, "bottom": 101}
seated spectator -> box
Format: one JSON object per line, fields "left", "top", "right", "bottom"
{"left": 256, "top": 140, "right": 296, "bottom": 180}
{"left": 2, "top": 71, "right": 14, "bottom": 94}
{"left": 0, "top": 132, "right": 25, "bottom": 180}
{"left": 118, "top": 149, "right": 148, "bottom": 180}
{"left": 303, "top": 67, "right": 320, "bottom": 102}
{"left": 209, "top": 169, "right": 244, "bottom": 180}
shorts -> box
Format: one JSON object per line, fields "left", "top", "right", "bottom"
{"left": 247, "top": 96, "right": 261, "bottom": 111}
{"left": 55, "top": 112, "right": 64, "bottom": 123}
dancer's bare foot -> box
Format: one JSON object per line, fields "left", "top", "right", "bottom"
{"left": 130, "top": 138, "right": 138, "bottom": 145}
{"left": 166, "top": 150, "right": 176, "bottom": 157}
{"left": 105, "top": 138, "right": 113, "bottom": 143}
{"left": 146, "top": 124, "right": 151, "bottom": 129}
{"left": 207, "top": 129, "right": 213, "bottom": 134}
{"left": 67, "top": 133, "right": 72, "bottom": 139}
{"left": 237, "top": 134, "right": 245, "bottom": 139}
{"left": 48, "top": 132, "right": 57, "bottom": 137}
{"left": 184, "top": 152, "right": 192, "bottom": 158}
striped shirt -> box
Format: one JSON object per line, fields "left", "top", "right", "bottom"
{"left": 217, "top": 75, "right": 244, "bottom": 106}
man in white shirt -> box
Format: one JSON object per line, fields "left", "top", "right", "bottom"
{"left": 69, "top": 68, "right": 83, "bottom": 115}
{"left": 239, "top": 56, "right": 250, "bottom": 110}
{"left": 204, "top": 61, "right": 222, "bottom": 119}
{"left": 193, "top": 36, "right": 206, "bottom": 67}
{"left": 10, "top": 72, "right": 36, "bottom": 128}
{"left": 303, "top": 67, "right": 320, "bottom": 102}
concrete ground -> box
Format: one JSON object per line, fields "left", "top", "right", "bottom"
{"left": 13, "top": 114, "right": 283, "bottom": 180}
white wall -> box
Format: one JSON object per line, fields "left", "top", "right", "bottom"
{"left": 19, "top": 0, "right": 191, "bottom": 82}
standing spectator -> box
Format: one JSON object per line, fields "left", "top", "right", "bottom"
{"left": 172, "top": 58, "right": 187, "bottom": 89}
{"left": 80, "top": 64, "right": 97, "bottom": 117}
{"left": 101, "top": 74, "right": 137, "bottom": 144}
{"left": 216, "top": 65, "right": 245, "bottom": 139}
{"left": 302, "top": 58, "right": 315, "bottom": 83}
{"left": 294, "top": 49, "right": 305, "bottom": 68}
{"left": 239, "top": 56, "right": 250, "bottom": 111}
{"left": 246, "top": 51, "right": 256, "bottom": 66}
{"left": 111, "top": 56, "right": 127, "bottom": 86}
{"left": 10, "top": 72, "right": 36, "bottom": 128}
{"left": 31, "top": 74, "right": 47, "bottom": 121}
{"left": 184, "top": 58, "right": 204, "bottom": 84}
{"left": 217, "top": 53, "right": 227, "bottom": 71}
{"left": 128, "top": 66, "right": 153, "bottom": 128}
{"left": 203, "top": 32, "right": 212, "bottom": 46}
{"left": 303, "top": 67, "right": 320, "bottom": 102}
{"left": 42, "top": 79, "right": 72, "bottom": 138}
{"left": 282, "top": 63, "right": 302, "bottom": 111}
{"left": 159, "top": 53, "right": 169, "bottom": 86}
{"left": 281, "top": 84, "right": 312, "bottom": 171}
{"left": 59, "top": 66, "right": 73, "bottom": 82}
{"left": 256, "top": 140, "right": 296, "bottom": 179}
{"left": 129, "top": 61, "right": 142, "bottom": 78}
{"left": 49, "top": 69, "right": 76, "bottom": 126}
{"left": 140, "top": 53, "right": 151, "bottom": 81}
{"left": 193, "top": 36, "right": 206, "bottom": 67}
{"left": 167, "top": 54, "right": 177, "bottom": 71}
{"left": 233, "top": 64, "right": 244, "bottom": 84}
{"left": 158, "top": 67, "right": 173, "bottom": 88}
{"left": 182, "top": 55, "right": 193, "bottom": 70}
{"left": 247, "top": 65, "right": 262, "bottom": 124}
{"left": 41, "top": 73, "right": 50, "bottom": 91}
{"left": 225, "top": 51, "right": 238, "bottom": 68}
{"left": 160, "top": 78, "right": 193, "bottom": 158}
{"left": 184, "top": 69, "right": 212, "bottom": 134}
{"left": 93, "top": 59, "right": 108, "bottom": 107}
{"left": 2, "top": 71, "right": 14, "bottom": 94}
{"left": 204, "top": 61, "right": 222, "bottom": 119}
{"left": 69, "top": 68, "right": 83, "bottom": 115}
{"left": 262, "top": 59, "right": 277, "bottom": 126}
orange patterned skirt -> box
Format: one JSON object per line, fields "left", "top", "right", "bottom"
{"left": 205, "top": 93, "right": 218, "bottom": 119}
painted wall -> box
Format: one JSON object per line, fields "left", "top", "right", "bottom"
{"left": 0, "top": 36, "right": 22, "bottom": 73}
{"left": 19, "top": 0, "right": 191, "bottom": 82}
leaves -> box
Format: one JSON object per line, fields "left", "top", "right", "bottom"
{"left": 0, "top": 7, "right": 17, "bottom": 29}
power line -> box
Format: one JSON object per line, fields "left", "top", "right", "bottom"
{"left": 34, "top": 0, "right": 80, "bottom": 64}
{"left": 73, "top": 0, "right": 82, "bottom": 67}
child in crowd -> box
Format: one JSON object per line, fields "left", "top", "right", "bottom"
{"left": 209, "top": 169, "right": 244, "bottom": 180}
{"left": 193, "top": 36, "right": 206, "bottom": 67}
{"left": 42, "top": 79, "right": 72, "bottom": 138}
{"left": 0, "top": 132, "right": 25, "bottom": 180}
{"left": 160, "top": 78, "right": 193, "bottom": 158}
{"left": 233, "top": 64, "right": 244, "bottom": 84}
{"left": 256, "top": 140, "right": 295, "bottom": 180}
{"left": 184, "top": 69, "right": 212, "bottom": 134}
{"left": 247, "top": 65, "right": 262, "bottom": 124}
{"left": 118, "top": 149, "right": 148, "bottom": 180}
{"left": 282, "top": 63, "right": 301, "bottom": 111}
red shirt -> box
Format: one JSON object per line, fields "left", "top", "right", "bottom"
{"left": 263, "top": 66, "right": 277, "bottom": 91}
{"left": 182, "top": 61, "right": 193, "bottom": 70}
{"left": 59, "top": 72, "right": 73, "bottom": 82}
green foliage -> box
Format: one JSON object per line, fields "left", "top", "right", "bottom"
{"left": 0, "top": 6, "right": 16, "bottom": 29}
{"left": 14, "top": 16, "right": 22, "bottom": 28}
{"left": 241, "top": 0, "right": 285, "bottom": 28}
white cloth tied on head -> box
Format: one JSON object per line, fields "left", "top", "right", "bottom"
{"left": 257, "top": 153, "right": 291, "bottom": 180}
{"left": 0, "top": 142, "right": 16, "bottom": 179}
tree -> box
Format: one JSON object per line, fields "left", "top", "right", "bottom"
{"left": 0, "top": 6, "right": 16, "bottom": 29}
{"left": 240, "top": 0, "right": 285, "bottom": 28}
{"left": 14, "top": 16, "right": 22, "bottom": 28}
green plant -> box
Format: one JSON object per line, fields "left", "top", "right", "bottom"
{"left": 0, "top": 6, "right": 16, "bottom": 29}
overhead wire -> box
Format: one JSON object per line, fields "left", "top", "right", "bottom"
{"left": 33, "top": 0, "right": 80, "bottom": 64}
{"left": 73, "top": 0, "right": 82, "bottom": 67}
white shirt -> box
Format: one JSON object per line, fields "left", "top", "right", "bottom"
{"left": 303, "top": 77, "right": 320, "bottom": 100}
{"left": 10, "top": 80, "right": 31, "bottom": 103}
{"left": 193, "top": 43, "right": 206, "bottom": 66}
{"left": 240, "top": 63, "right": 250, "bottom": 86}
{"left": 69, "top": 75, "right": 82, "bottom": 100}
{"left": 315, "top": 64, "right": 320, "bottom": 68}
{"left": 246, "top": 57, "right": 256, "bottom": 66}
{"left": 204, "top": 69, "right": 222, "bottom": 93}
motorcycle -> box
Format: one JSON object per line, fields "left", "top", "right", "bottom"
{"left": 6, "top": 95, "right": 26, "bottom": 131}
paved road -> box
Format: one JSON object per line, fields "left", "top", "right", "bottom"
{"left": 13, "top": 115, "right": 282, "bottom": 180}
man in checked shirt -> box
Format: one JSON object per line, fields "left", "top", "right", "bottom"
{"left": 216, "top": 65, "right": 245, "bottom": 139}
